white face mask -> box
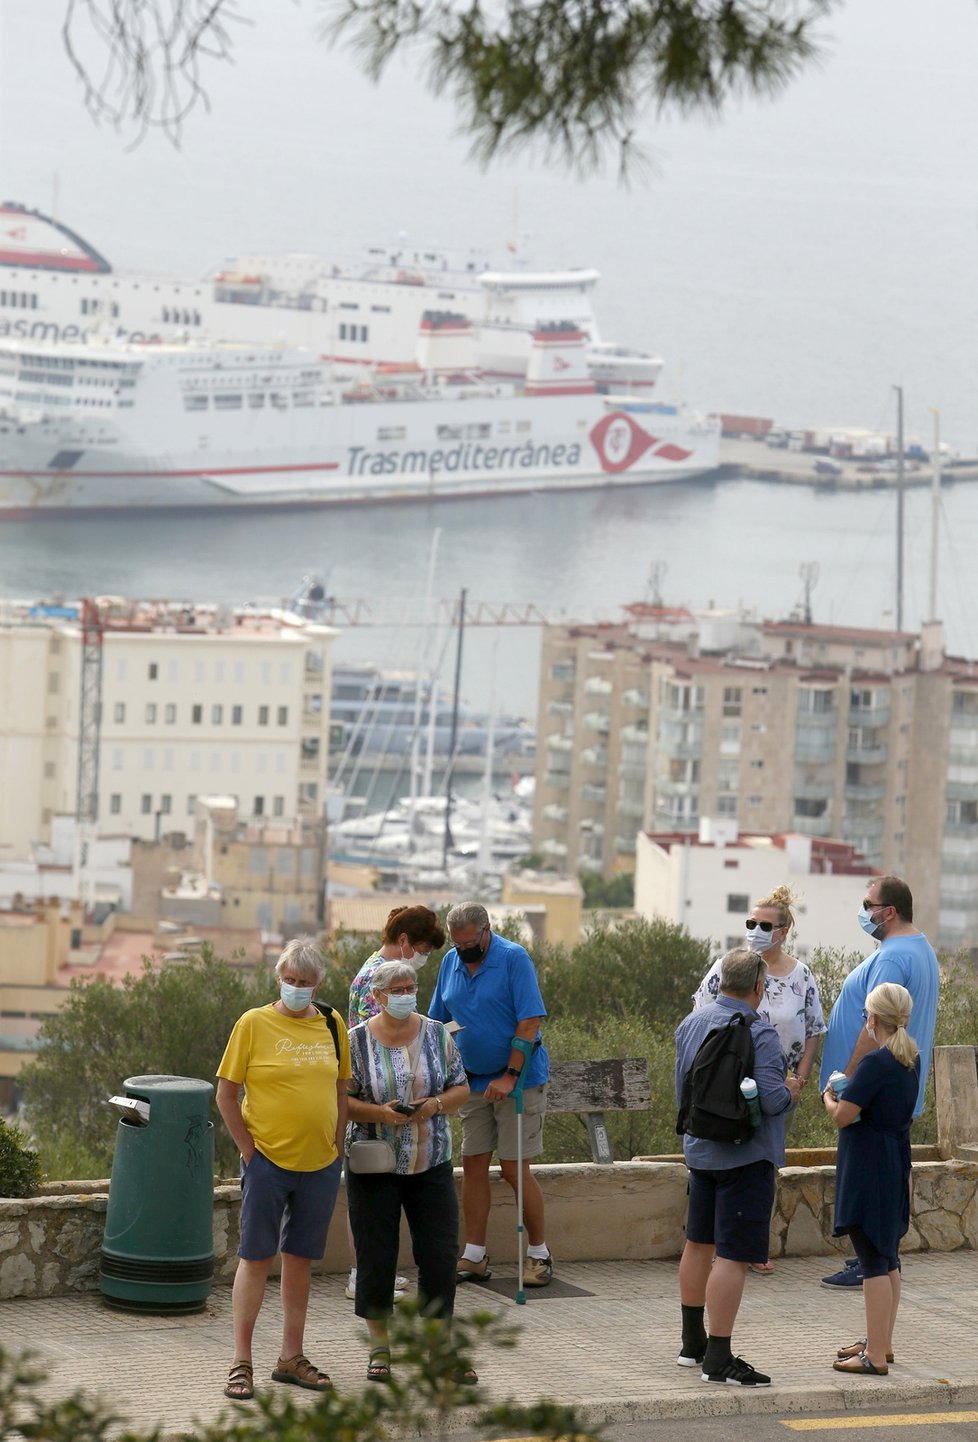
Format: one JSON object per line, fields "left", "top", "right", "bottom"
{"left": 745, "top": 926, "right": 778, "bottom": 953}
{"left": 401, "top": 945, "right": 429, "bottom": 969}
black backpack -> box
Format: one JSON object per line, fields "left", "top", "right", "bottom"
{"left": 313, "top": 1000, "right": 343, "bottom": 1063}
{"left": 676, "top": 1012, "right": 755, "bottom": 1144}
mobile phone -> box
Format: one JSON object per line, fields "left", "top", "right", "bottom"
{"left": 391, "top": 1101, "right": 420, "bottom": 1115}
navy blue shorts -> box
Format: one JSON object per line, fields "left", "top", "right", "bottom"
{"left": 685, "top": 1160, "right": 775, "bottom": 1264}
{"left": 847, "top": 1225, "right": 901, "bottom": 1279}
{"left": 238, "top": 1149, "right": 341, "bottom": 1261}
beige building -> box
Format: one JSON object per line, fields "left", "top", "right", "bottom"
{"left": 0, "top": 599, "right": 336, "bottom": 858}
{"left": 501, "top": 868, "right": 584, "bottom": 948}
{"left": 533, "top": 605, "right": 975, "bottom": 949}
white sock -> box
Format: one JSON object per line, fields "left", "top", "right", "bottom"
{"left": 526, "top": 1243, "right": 549, "bottom": 1259}
{"left": 348, "top": 1267, "right": 357, "bottom": 1283}
{"left": 462, "top": 1244, "right": 486, "bottom": 1263}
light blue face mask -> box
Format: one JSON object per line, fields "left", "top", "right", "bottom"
{"left": 280, "top": 981, "right": 315, "bottom": 1012}
{"left": 857, "top": 906, "right": 885, "bottom": 941}
{"left": 385, "top": 992, "right": 418, "bottom": 1021}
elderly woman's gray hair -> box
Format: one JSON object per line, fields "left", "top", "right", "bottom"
{"left": 275, "top": 936, "right": 325, "bottom": 986}
{"left": 719, "top": 947, "right": 765, "bottom": 998}
{"left": 446, "top": 901, "right": 489, "bottom": 933}
{"left": 370, "top": 960, "right": 418, "bottom": 995}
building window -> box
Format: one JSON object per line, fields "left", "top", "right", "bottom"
{"left": 212, "top": 703, "right": 223, "bottom": 724}
{"left": 160, "top": 794, "right": 172, "bottom": 814}
{"left": 258, "top": 705, "right": 269, "bottom": 725}
{"left": 273, "top": 795, "right": 285, "bottom": 817}
{"left": 277, "top": 706, "right": 288, "bottom": 725}
{"left": 165, "top": 703, "right": 176, "bottom": 723}
{"left": 110, "top": 794, "right": 122, "bottom": 814}
{"left": 232, "top": 705, "right": 243, "bottom": 725}
{"left": 722, "top": 687, "right": 742, "bottom": 717}
{"left": 254, "top": 795, "right": 265, "bottom": 815}
{"left": 192, "top": 704, "right": 203, "bottom": 724}
{"left": 114, "top": 702, "right": 125, "bottom": 723}
{"left": 141, "top": 794, "right": 152, "bottom": 814}
{"left": 727, "top": 893, "right": 750, "bottom": 914}
{"left": 145, "top": 703, "right": 157, "bottom": 724}
{"left": 148, "top": 663, "right": 158, "bottom": 680}
{"left": 187, "top": 794, "right": 197, "bottom": 814}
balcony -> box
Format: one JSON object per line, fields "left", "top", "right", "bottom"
{"left": 791, "top": 813, "right": 833, "bottom": 837}
{"left": 849, "top": 703, "right": 891, "bottom": 729}
{"left": 945, "top": 779, "right": 978, "bottom": 803}
{"left": 843, "top": 816, "right": 885, "bottom": 843}
{"left": 614, "top": 834, "right": 638, "bottom": 853}
{"left": 543, "top": 770, "right": 570, "bottom": 789}
{"left": 542, "top": 803, "right": 568, "bottom": 822}
{"left": 584, "top": 676, "right": 613, "bottom": 696}
{"left": 617, "top": 797, "right": 645, "bottom": 819}
{"left": 794, "top": 780, "right": 835, "bottom": 802}
{"left": 843, "top": 781, "right": 886, "bottom": 801}
{"left": 619, "top": 757, "right": 647, "bottom": 779}
{"left": 540, "top": 838, "right": 568, "bottom": 857}
{"left": 581, "top": 783, "right": 607, "bottom": 802}
{"left": 846, "top": 743, "right": 887, "bottom": 765}
{"left": 583, "top": 711, "right": 611, "bottom": 735}
{"left": 622, "top": 689, "right": 649, "bottom": 709}
{"left": 547, "top": 699, "right": 574, "bottom": 717}
{"left": 580, "top": 746, "right": 608, "bottom": 769}
{"left": 795, "top": 727, "right": 837, "bottom": 764}
{"left": 546, "top": 732, "right": 573, "bottom": 752}
{"left": 655, "top": 778, "right": 699, "bottom": 798}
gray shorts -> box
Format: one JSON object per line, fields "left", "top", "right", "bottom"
{"left": 459, "top": 1084, "right": 548, "bottom": 1161}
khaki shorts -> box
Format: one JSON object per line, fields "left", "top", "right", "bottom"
{"left": 459, "top": 1084, "right": 548, "bottom": 1161}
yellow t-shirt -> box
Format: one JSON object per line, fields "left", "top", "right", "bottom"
{"left": 217, "top": 1004, "right": 352, "bottom": 1172}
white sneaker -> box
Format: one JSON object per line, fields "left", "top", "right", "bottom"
{"left": 344, "top": 1280, "right": 356, "bottom": 1300}
{"left": 347, "top": 1278, "right": 409, "bottom": 1301}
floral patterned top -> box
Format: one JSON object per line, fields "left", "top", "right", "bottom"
{"left": 693, "top": 959, "right": 827, "bottom": 1074}
{"left": 348, "top": 948, "right": 386, "bottom": 1028}
{"left": 346, "top": 1017, "right": 466, "bottom": 1175}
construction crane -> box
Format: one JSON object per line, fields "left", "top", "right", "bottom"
{"left": 75, "top": 597, "right": 104, "bottom": 914}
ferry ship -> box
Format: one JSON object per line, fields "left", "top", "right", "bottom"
{"left": 0, "top": 202, "right": 719, "bottom": 514}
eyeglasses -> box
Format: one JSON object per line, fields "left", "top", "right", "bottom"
{"left": 862, "top": 899, "right": 887, "bottom": 913}
{"left": 745, "top": 918, "right": 776, "bottom": 933}
{"left": 386, "top": 985, "right": 418, "bottom": 996}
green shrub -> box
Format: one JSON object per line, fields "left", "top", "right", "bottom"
{"left": 0, "top": 1116, "right": 43, "bottom": 1197}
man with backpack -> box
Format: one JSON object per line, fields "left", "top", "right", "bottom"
{"left": 674, "top": 947, "right": 800, "bottom": 1388}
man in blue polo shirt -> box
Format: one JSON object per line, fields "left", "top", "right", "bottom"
{"left": 429, "top": 901, "right": 553, "bottom": 1287}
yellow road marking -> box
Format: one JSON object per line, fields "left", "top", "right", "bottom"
{"left": 783, "top": 1415, "right": 978, "bottom": 1431}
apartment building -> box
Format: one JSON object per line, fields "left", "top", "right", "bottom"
{"left": 532, "top": 605, "right": 974, "bottom": 947}
{"left": 0, "top": 599, "right": 336, "bottom": 857}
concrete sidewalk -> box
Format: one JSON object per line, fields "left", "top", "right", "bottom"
{"left": 6, "top": 1252, "right": 978, "bottom": 1436}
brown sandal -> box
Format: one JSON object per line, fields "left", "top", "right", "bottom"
{"left": 224, "top": 1360, "right": 254, "bottom": 1401}
{"left": 271, "top": 1353, "right": 333, "bottom": 1391}
{"left": 837, "top": 1339, "right": 894, "bottom": 1364}
{"left": 832, "top": 1351, "right": 889, "bottom": 1376}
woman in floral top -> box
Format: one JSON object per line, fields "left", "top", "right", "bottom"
{"left": 346, "top": 960, "right": 470, "bottom": 1382}
{"left": 693, "top": 883, "right": 827, "bottom": 1272}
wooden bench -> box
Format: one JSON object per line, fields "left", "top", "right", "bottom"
{"left": 545, "top": 1057, "right": 651, "bottom": 1164}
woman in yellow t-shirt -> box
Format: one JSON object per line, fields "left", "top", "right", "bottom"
{"left": 217, "top": 937, "right": 351, "bottom": 1402}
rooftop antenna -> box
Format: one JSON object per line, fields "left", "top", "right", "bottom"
{"left": 799, "top": 562, "right": 819, "bottom": 624}
{"left": 646, "top": 561, "right": 668, "bottom": 607}
{"left": 894, "top": 383, "right": 906, "bottom": 630}
{"left": 928, "top": 407, "right": 941, "bottom": 622}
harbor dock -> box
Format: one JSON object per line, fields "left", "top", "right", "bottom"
{"left": 718, "top": 435, "right": 978, "bottom": 490}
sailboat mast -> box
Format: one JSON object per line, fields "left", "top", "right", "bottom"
{"left": 442, "top": 588, "right": 467, "bottom": 869}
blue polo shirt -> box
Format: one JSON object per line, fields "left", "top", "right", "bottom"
{"left": 819, "top": 931, "right": 939, "bottom": 1118}
{"left": 429, "top": 932, "right": 549, "bottom": 1093}
{"left": 675, "top": 994, "right": 791, "bottom": 1170}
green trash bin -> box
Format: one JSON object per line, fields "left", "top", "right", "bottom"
{"left": 100, "top": 1073, "right": 215, "bottom": 1314}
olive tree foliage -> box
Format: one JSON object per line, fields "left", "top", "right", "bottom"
{"left": 62, "top": 0, "right": 834, "bottom": 168}
{"left": 20, "top": 946, "right": 274, "bottom": 1179}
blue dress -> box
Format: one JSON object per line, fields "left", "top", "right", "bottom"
{"left": 833, "top": 1047, "right": 920, "bottom": 1257}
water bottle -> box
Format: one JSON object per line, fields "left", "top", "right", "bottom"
{"left": 740, "top": 1077, "right": 762, "bottom": 1129}
{"left": 827, "top": 1069, "right": 860, "bottom": 1121}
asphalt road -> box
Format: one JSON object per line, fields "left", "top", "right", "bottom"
{"left": 601, "top": 1408, "right": 978, "bottom": 1441}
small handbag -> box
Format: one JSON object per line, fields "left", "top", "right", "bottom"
{"left": 347, "top": 1132, "right": 397, "bottom": 1174}
{"left": 347, "top": 1019, "right": 429, "bottom": 1174}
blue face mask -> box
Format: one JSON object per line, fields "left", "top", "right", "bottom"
{"left": 857, "top": 906, "right": 885, "bottom": 941}
{"left": 280, "top": 981, "right": 315, "bottom": 1012}
{"left": 385, "top": 992, "right": 418, "bottom": 1021}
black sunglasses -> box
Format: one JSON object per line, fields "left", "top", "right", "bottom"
{"left": 745, "top": 918, "right": 777, "bottom": 933}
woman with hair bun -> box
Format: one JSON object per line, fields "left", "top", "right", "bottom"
{"left": 693, "top": 883, "right": 827, "bottom": 1273}
{"left": 824, "top": 982, "right": 919, "bottom": 1377}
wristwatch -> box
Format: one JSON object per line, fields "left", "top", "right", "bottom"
{"left": 506, "top": 1067, "right": 522, "bottom": 1079}
{"left": 434, "top": 1095, "right": 444, "bottom": 1114}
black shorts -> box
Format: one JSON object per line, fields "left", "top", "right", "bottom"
{"left": 846, "top": 1225, "right": 901, "bottom": 1279}
{"left": 686, "top": 1160, "right": 775, "bottom": 1264}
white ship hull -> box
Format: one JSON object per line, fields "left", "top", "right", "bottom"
{"left": 0, "top": 204, "right": 718, "bottom": 514}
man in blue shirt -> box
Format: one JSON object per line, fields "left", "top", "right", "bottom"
{"left": 819, "top": 874, "right": 940, "bottom": 1289}
{"left": 429, "top": 901, "right": 553, "bottom": 1287}
{"left": 675, "top": 947, "right": 800, "bottom": 1387}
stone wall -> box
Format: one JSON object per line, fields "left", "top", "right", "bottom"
{"left": 2, "top": 1157, "right": 978, "bottom": 1300}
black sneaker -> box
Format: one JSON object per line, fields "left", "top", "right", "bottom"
{"left": 677, "top": 1347, "right": 706, "bottom": 1368}
{"left": 702, "top": 1355, "right": 772, "bottom": 1387}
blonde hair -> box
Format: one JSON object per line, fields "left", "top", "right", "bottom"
{"left": 753, "top": 883, "right": 796, "bottom": 931}
{"left": 865, "top": 982, "right": 919, "bottom": 1069}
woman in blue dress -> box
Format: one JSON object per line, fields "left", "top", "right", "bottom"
{"left": 822, "top": 982, "right": 920, "bottom": 1376}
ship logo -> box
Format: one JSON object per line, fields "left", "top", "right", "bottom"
{"left": 589, "top": 412, "right": 693, "bottom": 473}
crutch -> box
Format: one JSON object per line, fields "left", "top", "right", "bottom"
{"left": 510, "top": 1036, "right": 536, "bottom": 1306}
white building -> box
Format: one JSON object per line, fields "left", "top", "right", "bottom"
{"left": 0, "top": 598, "right": 336, "bottom": 858}
{"left": 634, "top": 820, "right": 879, "bottom": 961}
